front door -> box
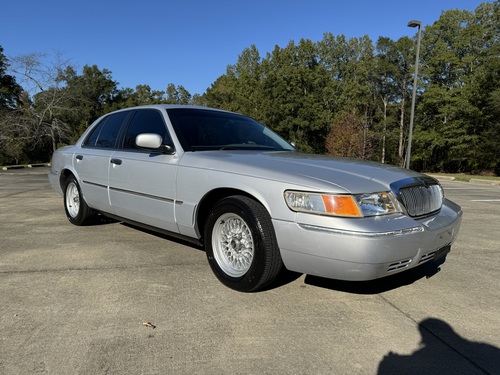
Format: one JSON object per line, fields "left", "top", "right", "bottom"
{"left": 108, "top": 109, "right": 179, "bottom": 233}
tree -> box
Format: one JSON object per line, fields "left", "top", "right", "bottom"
{"left": 390, "top": 37, "right": 414, "bottom": 167}
{"left": 62, "top": 64, "right": 119, "bottom": 130}
{"left": 374, "top": 38, "right": 400, "bottom": 164}
{"left": 259, "top": 39, "right": 331, "bottom": 152}
{"left": 414, "top": 2, "right": 499, "bottom": 172}
{"left": 7, "top": 52, "right": 74, "bottom": 155}
{"left": 165, "top": 83, "right": 191, "bottom": 104}
{"left": 0, "top": 45, "right": 26, "bottom": 164}
{"left": 466, "top": 1, "right": 500, "bottom": 173}
{"left": 204, "top": 74, "right": 239, "bottom": 111}
{"left": 1, "top": 2, "right": 496, "bottom": 171}
{"left": 0, "top": 46, "right": 23, "bottom": 110}
{"left": 326, "top": 111, "right": 365, "bottom": 158}
{"left": 205, "top": 44, "right": 263, "bottom": 116}
{"left": 6, "top": 53, "right": 120, "bottom": 158}
{"left": 0, "top": 108, "right": 34, "bottom": 165}
{"left": 318, "top": 33, "right": 377, "bottom": 158}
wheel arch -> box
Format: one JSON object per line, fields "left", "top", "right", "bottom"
{"left": 201, "top": 192, "right": 283, "bottom": 292}
{"left": 59, "top": 168, "right": 75, "bottom": 189}
{"left": 196, "top": 188, "right": 268, "bottom": 244}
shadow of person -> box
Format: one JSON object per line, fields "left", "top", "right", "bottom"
{"left": 378, "top": 318, "right": 500, "bottom": 374}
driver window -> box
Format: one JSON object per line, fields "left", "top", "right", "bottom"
{"left": 123, "top": 109, "right": 171, "bottom": 149}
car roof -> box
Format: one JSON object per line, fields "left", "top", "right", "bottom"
{"left": 109, "top": 104, "right": 233, "bottom": 114}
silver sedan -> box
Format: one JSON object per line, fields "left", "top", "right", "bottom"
{"left": 49, "top": 105, "right": 462, "bottom": 292}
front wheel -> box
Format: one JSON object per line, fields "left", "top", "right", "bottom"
{"left": 204, "top": 196, "right": 283, "bottom": 292}
{"left": 63, "top": 175, "right": 94, "bottom": 226}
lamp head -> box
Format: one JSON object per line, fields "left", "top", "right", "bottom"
{"left": 408, "top": 20, "right": 422, "bottom": 28}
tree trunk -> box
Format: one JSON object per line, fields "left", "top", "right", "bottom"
{"left": 51, "top": 119, "right": 57, "bottom": 153}
{"left": 381, "top": 98, "right": 387, "bottom": 164}
{"left": 398, "top": 96, "right": 405, "bottom": 167}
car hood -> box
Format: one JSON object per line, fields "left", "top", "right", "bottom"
{"left": 179, "top": 151, "right": 425, "bottom": 194}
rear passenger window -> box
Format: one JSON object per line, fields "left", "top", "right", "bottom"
{"left": 84, "top": 119, "right": 106, "bottom": 147}
{"left": 123, "top": 109, "right": 171, "bottom": 149}
{"left": 84, "top": 111, "right": 129, "bottom": 148}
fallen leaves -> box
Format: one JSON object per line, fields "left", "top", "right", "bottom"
{"left": 142, "top": 322, "right": 156, "bottom": 329}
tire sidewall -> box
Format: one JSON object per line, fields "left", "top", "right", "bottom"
{"left": 63, "top": 176, "right": 88, "bottom": 226}
{"left": 205, "top": 197, "right": 270, "bottom": 292}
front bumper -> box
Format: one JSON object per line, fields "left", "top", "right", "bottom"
{"left": 273, "top": 198, "right": 462, "bottom": 281}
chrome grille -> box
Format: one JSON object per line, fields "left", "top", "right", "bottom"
{"left": 391, "top": 177, "right": 443, "bottom": 218}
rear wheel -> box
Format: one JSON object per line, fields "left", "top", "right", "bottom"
{"left": 204, "top": 196, "right": 282, "bottom": 292}
{"left": 63, "top": 175, "right": 94, "bottom": 226}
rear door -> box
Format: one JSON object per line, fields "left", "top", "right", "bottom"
{"left": 73, "top": 111, "right": 131, "bottom": 213}
{"left": 108, "top": 108, "right": 179, "bottom": 232}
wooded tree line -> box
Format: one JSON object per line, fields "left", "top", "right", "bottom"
{"left": 1, "top": 1, "right": 498, "bottom": 174}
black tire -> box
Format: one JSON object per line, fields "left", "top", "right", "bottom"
{"left": 204, "top": 195, "right": 283, "bottom": 292}
{"left": 63, "top": 175, "right": 94, "bottom": 226}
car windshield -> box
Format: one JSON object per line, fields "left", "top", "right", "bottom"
{"left": 167, "top": 108, "right": 296, "bottom": 152}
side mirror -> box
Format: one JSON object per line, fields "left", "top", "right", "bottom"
{"left": 136, "top": 133, "right": 175, "bottom": 154}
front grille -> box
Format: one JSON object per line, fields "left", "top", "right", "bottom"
{"left": 392, "top": 177, "right": 443, "bottom": 218}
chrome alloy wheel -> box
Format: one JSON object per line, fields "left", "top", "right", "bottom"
{"left": 212, "top": 212, "right": 254, "bottom": 277}
{"left": 65, "top": 181, "right": 80, "bottom": 219}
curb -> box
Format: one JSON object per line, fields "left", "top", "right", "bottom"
{"left": 1, "top": 163, "right": 50, "bottom": 171}
{"left": 428, "top": 174, "right": 500, "bottom": 186}
{"left": 428, "top": 175, "right": 455, "bottom": 181}
{"left": 469, "top": 178, "right": 500, "bottom": 186}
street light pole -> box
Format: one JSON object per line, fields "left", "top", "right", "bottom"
{"left": 406, "top": 20, "right": 422, "bottom": 169}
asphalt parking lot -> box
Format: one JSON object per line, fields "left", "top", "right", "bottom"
{"left": 1, "top": 167, "right": 499, "bottom": 375}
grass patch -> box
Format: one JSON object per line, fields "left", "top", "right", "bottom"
{"left": 428, "top": 173, "right": 500, "bottom": 182}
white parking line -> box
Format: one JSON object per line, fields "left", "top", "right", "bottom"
{"left": 470, "top": 199, "right": 500, "bottom": 202}
{"left": 445, "top": 187, "right": 498, "bottom": 190}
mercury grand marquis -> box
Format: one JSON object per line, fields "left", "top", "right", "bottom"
{"left": 49, "top": 105, "right": 462, "bottom": 292}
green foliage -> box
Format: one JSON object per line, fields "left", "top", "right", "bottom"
{"left": 1, "top": 1, "right": 498, "bottom": 173}
{"left": 205, "top": 2, "right": 499, "bottom": 173}
{"left": 415, "top": 1, "right": 499, "bottom": 172}
{"left": 61, "top": 64, "right": 119, "bottom": 129}
{"left": 0, "top": 46, "right": 22, "bottom": 110}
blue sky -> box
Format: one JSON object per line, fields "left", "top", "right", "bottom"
{"left": 1, "top": 0, "right": 487, "bottom": 96}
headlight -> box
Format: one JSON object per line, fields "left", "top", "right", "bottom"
{"left": 354, "top": 192, "right": 401, "bottom": 216}
{"left": 284, "top": 191, "right": 401, "bottom": 217}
